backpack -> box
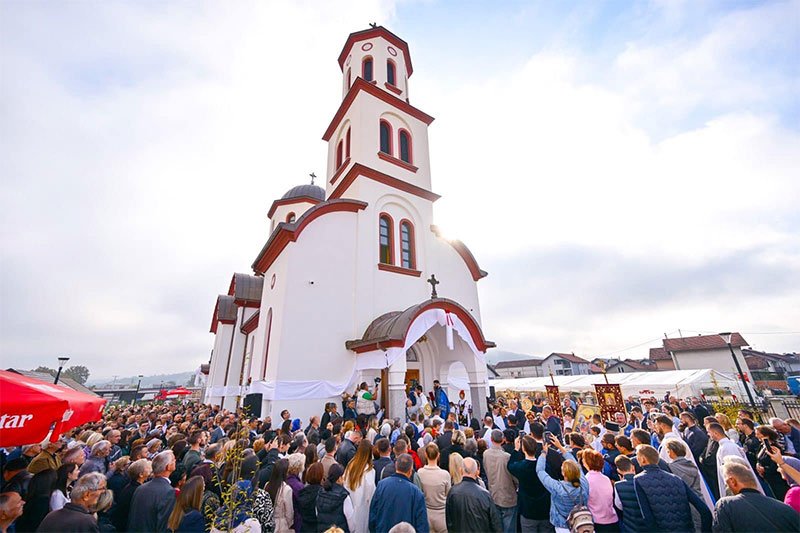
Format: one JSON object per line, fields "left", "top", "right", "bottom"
{"left": 565, "top": 486, "right": 594, "bottom": 533}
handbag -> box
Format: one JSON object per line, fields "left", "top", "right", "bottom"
{"left": 566, "top": 485, "right": 594, "bottom": 533}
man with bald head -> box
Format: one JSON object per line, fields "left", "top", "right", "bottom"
{"left": 446, "top": 457, "right": 502, "bottom": 532}
{"left": 771, "top": 417, "right": 800, "bottom": 457}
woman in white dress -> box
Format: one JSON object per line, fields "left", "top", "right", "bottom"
{"left": 342, "top": 439, "right": 376, "bottom": 533}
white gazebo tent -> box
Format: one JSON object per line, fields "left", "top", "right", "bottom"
{"left": 489, "top": 369, "right": 744, "bottom": 400}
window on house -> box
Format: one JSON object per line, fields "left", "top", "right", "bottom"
{"left": 399, "top": 130, "right": 411, "bottom": 163}
{"left": 400, "top": 221, "right": 414, "bottom": 269}
{"left": 363, "top": 57, "right": 373, "bottom": 81}
{"left": 379, "top": 120, "right": 392, "bottom": 154}
{"left": 379, "top": 215, "right": 393, "bottom": 264}
{"left": 387, "top": 60, "right": 396, "bottom": 85}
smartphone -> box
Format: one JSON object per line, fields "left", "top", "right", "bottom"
{"left": 762, "top": 438, "right": 773, "bottom": 453}
{"left": 518, "top": 431, "right": 526, "bottom": 439}
{"left": 544, "top": 431, "right": 554, "bottom": 442}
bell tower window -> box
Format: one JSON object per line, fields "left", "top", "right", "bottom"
{"left": 336, "top": 140, "right": 343, "bottom": 168}
{"left": 347, "top": 67, "right": 351, "bottom": 88}
{"left": 400, "top": 220, "right": 415, "bottom": 269}
{"left": 362, "top": 57, "right": 374, "bottom": 82}
{"left": 387, "top": 60, "right": 396, "bottom": 86}
{"left": 399, "top": 129, "right": 412, "bottom": 164}
{"left": 286, "top": 212, "right": 296, "bottom": 223}
{"left": 379, "top": 120, "right": 392, "bottom": 155}
{"left": 379, "top": 214, "right": 394, "bottom": 264}
{"left": 345, "top": 127, "right": 351, "bottom": 158}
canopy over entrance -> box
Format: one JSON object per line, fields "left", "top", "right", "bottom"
{"left": 0, "top": 370, "right": 106, "bottom": 447}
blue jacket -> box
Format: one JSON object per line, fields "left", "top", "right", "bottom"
{"left": 435, "top": 388, "right": 450, "bottom": 419}
{"left": 369, "top": 474, "right": 429, "bottom": 533}
{"left": 614, "top": 474, "right": 648, "bottom": 533}
{"left": 536, "top": 450, "right": 590, "bottom": 529}
{"left": 177, "top": 509, "right": 206, "bottom": 532}
{"left": 634, "top": 464, "right": 711, "bottom": 532}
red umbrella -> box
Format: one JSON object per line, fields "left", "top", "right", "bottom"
{"left": 0, "top": 370, "right": 106, "bottom": 447}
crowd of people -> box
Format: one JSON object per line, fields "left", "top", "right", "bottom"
{"left": 1, "top": 383, "right": 799, "bottom": 533}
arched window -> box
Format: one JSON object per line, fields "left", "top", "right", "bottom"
{"left": 387, "top": 60, "right": 396, "bottom": 86}
{"left": 347, "top": 67, "right": 351, "bottom": 88}
{"left": 286, "top": 212, "right": 296, "bottom": 223}
{"left": 345, "top": 128, "right": 351, "bottom": 158}
{"left": 379, "top": 120, "right": 392, "bottom": 154}
{"left": 400, "top": 220, "right": 415, "bottom": 269}
{"left": 362, "top": 57, "right": 373, "bottom": 82}
{"left": 336, "top": 140, "right": 343, "bottom": 168}
{"left": 260, "top": 308, "right": 273, "bottom": 379}
{"left": 399, "top": 129, "right": 412, "bottom": 164}
{"left": 379, "top": 214, "right": 393, "bottom": 264}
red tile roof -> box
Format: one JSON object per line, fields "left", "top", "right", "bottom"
{"left": 549, "top": 352, "right": 590, "bottom": 364}
{"left": 649, "top": 347, "right": 671, "bottom": 361}
{"left": 663, "top": 333, "right": 748, "bottom": 353}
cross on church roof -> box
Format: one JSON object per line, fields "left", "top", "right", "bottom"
{"left": 427, "top": 274, "right": 439, "bottom": 299}
{"left": 369, "top": 22, "right": 377, "bottom": 28}
{"left": 309, "top": 172, "right": 317, "bottom": 185}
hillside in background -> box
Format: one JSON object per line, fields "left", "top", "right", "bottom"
{"left": 87, "top": 371, "right": 195, "bottom": 388}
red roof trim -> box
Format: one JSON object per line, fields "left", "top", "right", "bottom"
{"left": 337, "top": 26, "right": 413, "bottom": 76}
{"left": 241, "top": 311, "right": 260, "bottom": 334}
{"left": 330, "top": 163, "right": 440, "bottom": 202}
{"left": 430, "top": 225, "right": 488, "bottom": 282}
{"left": 377, "top": 151, "right": 418, "bottom": 173}
{"left": 267, "top": 196, "right": 322, "bottom": 219}
{"left": 252, "top": 199, "right": 368, "bottom": 274}
{"left": 323, "top": 77, "right": 434, "bottom": 142}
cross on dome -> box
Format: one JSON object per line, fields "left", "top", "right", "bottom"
{"left": 427, "top": 274, "right": 440, "bottom": 299}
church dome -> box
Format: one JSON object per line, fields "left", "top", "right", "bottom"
{"left": 281, "top": 184, "right": 325, "bottom": 201}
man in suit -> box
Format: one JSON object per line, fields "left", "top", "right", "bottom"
{"left": 436, "top": 420, "right": 454, "bottom": 451}
{"left": 128, "top": 450, "right": 177, "bottom": 532}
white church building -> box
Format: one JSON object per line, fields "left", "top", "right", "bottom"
{"left": 205, "top": 26, "right": 495, "bottom": 422}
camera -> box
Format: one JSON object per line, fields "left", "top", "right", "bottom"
{"left": 374, "top": 377, "right": 382, "bottom": 384}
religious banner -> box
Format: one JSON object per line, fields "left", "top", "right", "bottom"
{"left": 594, "top": 383, "right": 625, "bottom": 421}
{"left": 576, "top": 404, "right": 600, "bottom": 433}
{"left": 545, "top": 385, "right": 563, "bottom": 419}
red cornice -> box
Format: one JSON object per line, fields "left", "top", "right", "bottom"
{"left": 330, "top": 157, "right": 351, "bottom": 185}
{"left": 241, "top": 311, "right": 260, "bottom": 334}
{"left": 377, "top": 151, "right": 418, "bottom": 173}
{"left": 323, "top": 78, "right": 434, "bottom": 142}
{"left": 267, "top": 196, "right": 322, "bottom": 219}
{"left": 330, "top": 163, "right": 440, "bottom": 202}
{"left": 252, "top": 199, "right": 368, "bottom": 274}
{"left": 338, "top": 26, "right": 413, "bottom": 76}
{"left": 377, "top": 263, "right": 422, "bottom": 277}
{"left": 234, "top": 300, "right": 260, "bottom": 308}
{"left": 384, "top": 82, "right": 402, "bottom": 95}
{"left": 430, "top": 225, "right": 488, "bottom": 281}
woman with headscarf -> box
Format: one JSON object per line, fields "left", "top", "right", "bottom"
{"left": 342, "top": 440, "right": 376, "bottom": 533}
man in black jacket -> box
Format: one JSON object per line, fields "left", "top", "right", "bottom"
{"left": 508, "top": 436, "right": 552, "bottom": 531}
{"left": 38, "top": 472, "right": 105, "bottom": 532}
{"left": 335, "top": 430, "right": 360, "bottom": 468}
{"left": 680, "top": 412, "right": 709, "bottom": 463}
{"left": 128, "top": 451, "right": 177, "bottom": 532}
{"left": 713, "top": 458, "right": 798, "bottom": 532}
{"left": 445, "top": 457, "right": 502, "bottom": 532}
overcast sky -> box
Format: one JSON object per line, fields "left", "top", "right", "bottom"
{"left": 2, "top": 1, "right": 798, "bottom": 380}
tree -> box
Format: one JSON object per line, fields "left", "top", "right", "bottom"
{"left": 62, "top": 365, "right": 90, "bottom": 384}
{"left": 33, "top": 366, "right": 56, "bottom": 377}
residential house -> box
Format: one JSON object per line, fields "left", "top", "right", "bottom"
{"left": 493, "top": 358, "right": 544, "bottom": 378}
{"left": 648, "top": 347, "right": 676, "bottom": 370}
{"left": 605, "top": 359, "right": 659, "bottom": 373}
{"left": 540, "top": 353, "right": 592, "bottom": 376}
{"left": 742, "top": 349, "right": 800, "bottom": 392}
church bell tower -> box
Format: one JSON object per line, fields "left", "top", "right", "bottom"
{"left": 323, "top": 26, "right": 436, "bottom": 203}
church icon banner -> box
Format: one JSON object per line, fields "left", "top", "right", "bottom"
{"left": 545, "top": 385, "right": 563, "bottom": 419}
{"left": 594, "top": 383, "right": 625, "bottom": 421}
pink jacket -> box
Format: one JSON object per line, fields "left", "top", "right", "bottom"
{"left": 585, "top": 471, "right": 618, "bottom": 525}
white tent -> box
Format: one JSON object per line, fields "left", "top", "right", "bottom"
{"left": 489, "top": 369, "right": 744, "bottom": 399}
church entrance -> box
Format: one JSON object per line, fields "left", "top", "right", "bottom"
{"left": 404, "top": 369, "right": 420, "bottom": 391}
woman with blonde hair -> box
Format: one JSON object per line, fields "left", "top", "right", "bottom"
{"left": 286, "top": 453, "right": 306, "bottom": 531}
{"left": 343, "top": 440, "right": 375, "bottom": 533}
{"left": 715, "top": 413, "right": 739, "bottom": 442}
{"left": 448, "top": 452, "right": 464, "bottom": 485}
{"left": 537, "top": 436, "right": 590, "bottom": 532}
{"left": 167, "top": 475, "right": 205, "bottom": 532}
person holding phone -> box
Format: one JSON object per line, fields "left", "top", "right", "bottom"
{"left": 764, "top": 446, "right": 800, "bottom": 512}
{"left": 755, "top": 425, "right": 790, "bottom": 500}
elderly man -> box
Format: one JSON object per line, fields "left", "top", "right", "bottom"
{"left": 335, "top": 430, "right": 361, "bottom": 468}
{"left": 27, "top": 441, "right": 61, "bottom": 474}
{"left": 128, "top": 450, "right": 177, "bottom": 532}
{"left": 369, "top": 453, "right": 429, "bottom": 533}
{"left": 106, "top": 430, "right": 123, "bottom": 462}
{"left": 771, "top": 417, "right": 800, "bottom": 457}
{"left": 541, "top": 405, "right": 561, "bottom": 439}
{"left": 446, "top": 457, "right": 502, "bottom": 532}
{"left": 80, "top": 440, "right": 112, "bottom": 476}
{"left": 38, "top": 472, "right": 106, "bottom": 532}
{"left": 713, "top": 457, "right": 798, "bottom": 532}
{"left": 0, "top": 492, "right": 24, "bottom": 533}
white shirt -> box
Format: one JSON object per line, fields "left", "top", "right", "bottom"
{"left": 716, "top": 437, "right": 763, "bottom": 497}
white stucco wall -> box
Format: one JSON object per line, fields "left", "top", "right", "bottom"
{"left": 672, "top": 347, "right": 751, "bottom": 376}
{"left": 341, "top": 36, "right": 410, "bottom": 100}
{"left": 205, "top": 322, "right": 234, "bottom": 405}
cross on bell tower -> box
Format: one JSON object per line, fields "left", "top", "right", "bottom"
{"left": 427, "top": 274, "right": 439, "bottom": 299}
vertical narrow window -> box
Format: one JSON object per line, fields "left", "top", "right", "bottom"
{"left": 336, "top": 140, "right": 343, "bottom": 168}
{"left": 362, "top": 57, "right": 373, "bottom": 82}
{"left": 347, "top": 68, "right": 351, "bottom": 88}
{"left": 345, "top": 128, "right": 351, "bottom": 158}
{"left": 400, "top": 220, "right": 415, "bottom": 269}
{"left": 379, "top": 120, "right": 392, "bottom": 154}
{"left": 260, "top": 308, "right": 273, "bottom": 380}
{"left": 379, "top": 214, "right": 393, "bottom": 264}
{"left": 387, "top": 60, "right": 396, "bottom": 86}
{"left": 399, "top": 130, "right": 412, "bottom": 163}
